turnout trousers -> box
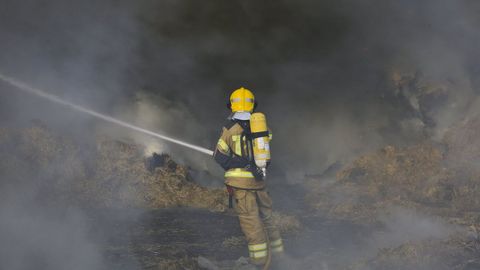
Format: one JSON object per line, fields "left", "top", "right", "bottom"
{"left": 232, "top": 188, "right": 284, "bottom": 265}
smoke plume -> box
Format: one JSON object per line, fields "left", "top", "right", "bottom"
{"left": 0, "top": 0, "right": 479, "bottom": 269}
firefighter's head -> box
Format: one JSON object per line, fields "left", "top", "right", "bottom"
{"left": 227, "top": 87, "right": 257, "bottom": 113}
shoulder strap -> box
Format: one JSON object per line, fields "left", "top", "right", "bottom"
{"left": 238, "top": 121, "right": 254, "bottom": 162}
{"left": 250, "top": 131, "right": 269, "bottom": 139}
{"left": 224, "top": 120, "right": 236, "bottom": 130}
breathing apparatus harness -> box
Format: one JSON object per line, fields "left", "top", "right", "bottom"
{"left": 235, "top": 119, "right": 268, "bottom": 181}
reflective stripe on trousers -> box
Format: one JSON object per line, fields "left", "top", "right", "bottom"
{"left": 270, "top": 238, "right": 284, "bottom": 253}
{"left": 248, "top": 242, "right": 268, "bottom": 259}
{"left": 225, "top": 168, "right": 254, "bottom": 178}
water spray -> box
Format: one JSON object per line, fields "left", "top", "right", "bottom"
{"left": 0, "top": 72, "right": 214, "bottom": 156}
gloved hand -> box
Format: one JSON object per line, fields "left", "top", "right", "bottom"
{"left": 245, "top": 163, "right": 265, "bottom": 181}
{"left": 227, "top": 154, "right": 250, "bottom": 169}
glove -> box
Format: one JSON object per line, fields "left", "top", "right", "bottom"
{"left": 245, "top": 163, "right": 265, "bottom": 181}
{"left": 215, "top": 150, "right": 250, "bottom": 170}
{"left": 228, "top": 154, "right": 250, "bottom": 168}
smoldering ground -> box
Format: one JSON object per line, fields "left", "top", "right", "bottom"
{"left": 0, "top": 197, "right": 104, "bottom": 270}
{"left": 0, "top": 0, "right": 480, "bottom": 269}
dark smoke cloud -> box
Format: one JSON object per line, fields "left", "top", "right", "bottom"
{"left": 132, "top": 0, "right": 480, "bottom": 178}
{"left": 1, "top": 0, "right": 479, "bottom": 174}
{"left": 0, "top": 0, "right": 138, "bottom": 130}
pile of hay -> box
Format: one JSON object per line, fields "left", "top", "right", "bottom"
{"left": 349, "top": 232, "right": 480, "bottom": 270}
{"left": 444, "top": 115, "right": 480, "bottom": 174}
{"left": 0, "top": 122, "right": 225, "bottom": 211}
{"left": 308, "top": 144, "right": 446, "bottom": 223}
{"left": 307, "top": 140, "right": 480, "bottom": 226}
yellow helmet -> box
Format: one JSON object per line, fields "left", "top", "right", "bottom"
{"left": 228, "top": 87, "right": 256, "bottom": 113}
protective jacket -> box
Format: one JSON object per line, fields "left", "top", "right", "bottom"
{"left": 214, "top": 119, "right": 266, "bottom": 190}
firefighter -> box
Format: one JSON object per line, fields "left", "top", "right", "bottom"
{"left": 213, "top": 87, "right": 284, "bottom": 266}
